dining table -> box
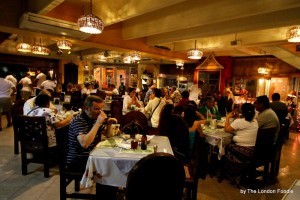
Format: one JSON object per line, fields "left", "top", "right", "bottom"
{"left": 80, "top": 135, "right": 173, "bottom": 188}
{"left": 202, "top": 123, "right": 233, "bottom": 160}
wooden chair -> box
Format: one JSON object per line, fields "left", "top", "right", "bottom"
{"left": 55, "top": 125, "right": 96, "bottom": 200}
{"left": 126, "top": 153, "right": 185, "bottom": 200}
{"left": 225, "top": 127, "right": 277, "bottom": 187}
{"left": 122, "top": 111, "right": 148, "bottom": 132}
{"left": 270, "top": 117, "right": 291, "bottom": 179}
{"left": 11, "top": 99, "right": 25, "bottom": 154}
{"left": 158, "top": 104, "right": 174, "bottom": 136}
{"left": 18, "top": 115, "right": 56, "bottom": 178}
{"left": 110, "top": 100, "right": 123, "bottom": 125}
{"left": 183, "top": 130, "right": 204, "bottom": 200}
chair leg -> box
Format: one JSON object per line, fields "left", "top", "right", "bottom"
{"left": 191, "top": 185, "right": 197, "bottom": 200}
{"left": 44, "top": 162, "right": 50, "bottom": 178}
{"left": 14, "top": 137, "right": 19, "bottom": 154}
{"left": 75, "top": 180, "right": 80, "bottom": 191}
{"left": 21, "top": 152, "right": 27, "bottom": 175}
{"left": 60, "top": 176, "right": 67, "bottom": 200}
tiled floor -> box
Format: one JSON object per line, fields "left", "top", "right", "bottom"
{"left": 0, "top": 116, "right": 299, "bottom": 200}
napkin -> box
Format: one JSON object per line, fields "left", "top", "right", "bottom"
{"left": 96, "top": 138, "right": 122, "bottom": 148}
{"left": 117, "top": 143, "right": 131, "bottom": 150}
{"left": 119, "top": 146, "right": 154, "bottom": 154}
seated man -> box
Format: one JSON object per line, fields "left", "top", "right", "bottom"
{"left": 198, "top": 96, "right": 221, "bottom": 120}
{"left": 254, "top": 95, "right": 280, "bottom": 143}
{"left": 144, "top": 88, "right": 166, "bottom": 128}
{"left": 66, "top": 95, "right": 118, "bottom": 199}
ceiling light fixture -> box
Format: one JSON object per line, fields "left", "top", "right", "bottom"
{"left": 123, "top": 55, "right": 132, "bottom": 64}
{"left": 287, "top": 26, "right": 300, "bottom": 43}
{"left": 187, "top": 40, "right": 203, "bottom": 59}
{"left": 16, "top": 37, "right": 31, "bottom": 53}
{"left": 57, "top": 39, "right": 72, "bottom": 50}
{"left": 176, "top": 60, "right": 184, "bottom": 69}
{"left": 176, "top": 65, "right": 187, "bottom": 82}
{"left": 131, "top": 52, "right": 141, "bottom": 61}
{"left": 257, "top": 67, "right": 269, "bottom": 75}
{"left": 78, "top": 0, "right": 104, "bottom": 34}
{"left": 31, "top": 39, "right": 50, "bottom": 55}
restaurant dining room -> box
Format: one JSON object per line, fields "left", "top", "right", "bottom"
{"left": 1, "top": 0, "right": 300, "bottom": 199}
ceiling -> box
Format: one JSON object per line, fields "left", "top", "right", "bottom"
{"left": 1, "top": 0, "right": 300, "bottom": 68}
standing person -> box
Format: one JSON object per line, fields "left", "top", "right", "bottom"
{"left": 66, "top": 95, "right": 118, "bottom": 199}
{"left": 35, "top": 70, "right": 46, "bottom": 96}
{"left": 188, "top": 80, "right": 204, "bottom": 103}
{"left": 144, "top": 84, "right": 156, "bottom": 105}
{"left": 5, "top": 72, "right": 17, "bottom": 102}
{"left": 254, "top": 95, "right": 280, "bottom": 142}
{"left": 270, "top": 93, "right": 288, "bottom": 126}
{"left": 144, "top": 88, "right": 166, "bottom": 128}
{"left": 119, "top": 82, "right": 126, "bottom": 96}
{"left": 0, "top": 71, "right": 16, "bottom": 131}
{"left": 170, "top": 86, "right": 181, "bottom": 106}
{"left": 19, "top": 72, "right": 32, "bottom": 101}
{"left": 41, "top": 74, "right": 57, "bottom": 96}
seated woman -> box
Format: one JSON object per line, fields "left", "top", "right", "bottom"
{"left": 198, "top": 96, "right": 221, "bottom": 120}
{"left": 183, "top": 106, "right": 205, "bottom": 154}
{"left": 223, "top": 103, "right": 258, "bottom": 183}
{"left": 27, "top": 93, "right": 73, "bottom": 147}
{"left": 122, "top": 87, "right": 141, "bottom": 114}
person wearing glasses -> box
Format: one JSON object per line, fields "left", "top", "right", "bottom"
{"left": 66, "top": 95, "right": 118, "bottom": 199}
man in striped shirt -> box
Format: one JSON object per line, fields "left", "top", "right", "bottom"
{"left": 66, "top": 95, "right": 116, "bottom": 169}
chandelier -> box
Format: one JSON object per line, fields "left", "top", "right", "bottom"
{"left": 57, "top": 39, "right": 72, "bottom": 50}
{"left": 16, "top": 37, "right": 31, "bottom": 53}
{"left": 32, "top": 39, "right": 50, "bottom": 55}
{"left": 16, "top": 42, "right": 31, "bottom": 53}
{"left": 131, "top": 52, "right": 141, "bottom": 61}
{"left": 78, "top": 0, "right": 104, "bottom": 34}
{"left": 287, "top": 26, "right": 300, "bottom": 43}
{"left": 257, "top": 67, "right": 270, "bottom": 75}
{"left": 123, "top": 55, "right": 132, "bottom": 63}
{"left": 176, "top": 60, "right": 184, "bottom": 69}
{"left": 176, "top": 66, "right": 187, "bottom": 82}
{"left": 187, "top": 40, "right": 203, "bottom": 59}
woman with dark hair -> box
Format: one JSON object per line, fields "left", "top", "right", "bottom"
{"left": 122, "top": 87, "right": 141, "bottom": 114}
{"left": 224, "top": 103, "right": 258, "bottom": 146}
{"left": 183, "top": 105, "right": 205, "bottom": 154}
{"left": 27, "top": 93, "right": 73, "bottom": 147}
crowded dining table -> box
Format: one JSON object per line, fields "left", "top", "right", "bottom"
{"left": 203, "top": 117, "right": 233, "bottom": 160}
{"left": 80, "top": 134, "right": 173, "bottom": 188}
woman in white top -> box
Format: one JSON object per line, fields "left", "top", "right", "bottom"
{"left": 224, "top": 103, "right": 258, "bottom": 146}
{"left": 41, "top": 74, "right": 57, "bottom": 94}
{"left": 122, "top": 87, "right": 141, "bottom": 114}
{"left": 27, "top": 93, "right": 72, "bottom": 147}
{"left": 223, "top": 103, "right": 258, "bottom": 183}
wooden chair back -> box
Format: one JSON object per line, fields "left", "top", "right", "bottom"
{"left": 11, "top": 99, "right": 25, "bottom": 154}
{"left": 18, "top": 115, "right": 51, "bottom": 177}
{"left": 126, "top": 153, "right": 185, "bottom": 200}
{"left": 110, "top": 100, "right": 123, "bottom": 124}
{"left": 122, "top": 111, "right": 148, "bottom": 132}
{"left": 55, "top": 125, "right": 96, "bottom": 199}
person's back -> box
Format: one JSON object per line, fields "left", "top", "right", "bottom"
{"left": 119, "top": 83, "right": 126, "bottom": 96}
{"left": 270, "top": 93, "right": 288, "bottom": 126}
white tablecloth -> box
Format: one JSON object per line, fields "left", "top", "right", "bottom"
{"left": 81, "top": 136, "right": 173, "bottom": 188}
{"left": 203, "top": 127, "right": 232, "bottom": 159}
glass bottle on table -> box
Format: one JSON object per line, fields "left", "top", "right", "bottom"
{"left": 141, "top": 132, "right": 147, "bottom": 150}
{"left": 206, "top": 109, "right": 212, "bottom": 127}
